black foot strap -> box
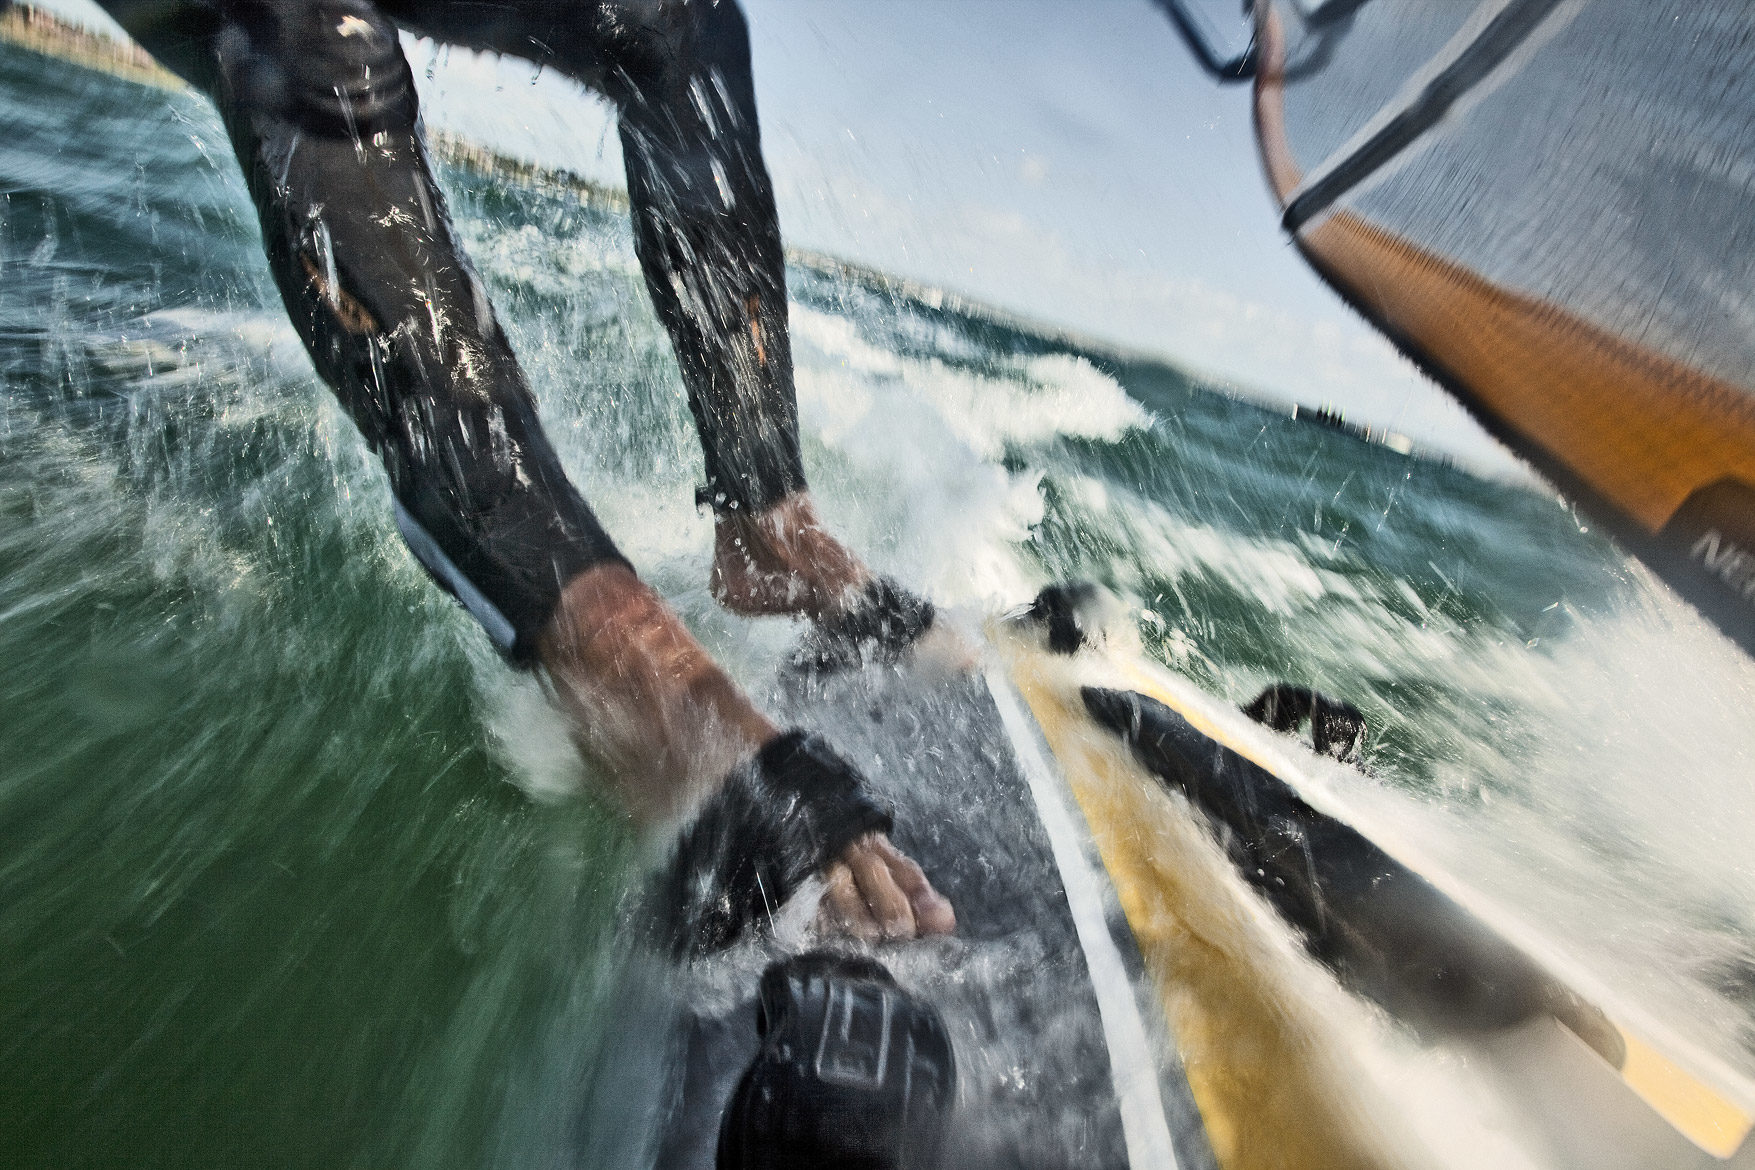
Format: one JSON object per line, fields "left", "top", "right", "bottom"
{"left": 1242, "top": 683, "right": 1366, "bottom": 762}
{"left": 1021, "top": 582, "right": 1102, "bottom": 654}
{"left": 659, "top": 731, "right": 893, "bottom": 957}
{"left": 792, "top": 577, "right": 935, "bottom": 674}
{"left": 718, "top": 951, "right": 956, "bottom": 1170}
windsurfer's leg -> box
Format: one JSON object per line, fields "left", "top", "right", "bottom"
{"left": 588, "top": 6, "right": 945, "bottom": 926}
{"left": 92, "top": 0, "right": 756, "bottom": 811}
{"left": 95, "top": 0, "right": 951, "bottom": 938}
{"left": 599, "top": 1, "right": 893, "bottom": 620}
{"left": 359, "top": 0, "right": 908, "bottom": 623}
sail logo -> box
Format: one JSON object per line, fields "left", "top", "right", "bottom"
{"left": 1691, "top": 529, "right": 1755, "bottom": 601}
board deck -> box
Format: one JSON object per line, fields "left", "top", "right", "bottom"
{"left": 581, "top": 631, "right": 1214, "bottom": 1170}
{"left": 583, "top": 596, "right": 1755, "bottom": 1170}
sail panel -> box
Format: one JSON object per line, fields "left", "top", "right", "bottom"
{"left": 1270, "top": 0, "right": 1481, "bottom": 186}
{"left": 1256, "top": 0, "right": 1755, "bottom": 655}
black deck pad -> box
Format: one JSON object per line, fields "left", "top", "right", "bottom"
{"left": 1082, "top": 685, "right": 1620, "bottom": 1059}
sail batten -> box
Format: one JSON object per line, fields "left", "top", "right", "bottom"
{"left": 1283, "top": 0, "right": 1568, "bottom": 231}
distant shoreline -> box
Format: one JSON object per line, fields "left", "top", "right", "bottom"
{"left": 1, "top": 1, "right": 1441, "bottom": 467}
{"left": 0, "top": 2, "right": 176, "bottom": 87}
{"left": 0, "top": 4, "right": 1180, "bottom": 366}
{"left": 0, "top": 6, "right": 1207, "bottom": 381}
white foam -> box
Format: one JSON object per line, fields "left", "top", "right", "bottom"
{"left": 476, "top": 659, "right": 589, "bottom": 804}
{"left": 786, "top": 305, "right": 1149, "bottom": 607}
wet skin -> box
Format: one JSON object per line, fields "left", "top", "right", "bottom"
{"left": 538, "top": 497, "right": 956, "bottom": 942}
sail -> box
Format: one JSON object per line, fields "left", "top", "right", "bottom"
{"left": 1250, "top": 0, "right": 1755, "bottom": 656}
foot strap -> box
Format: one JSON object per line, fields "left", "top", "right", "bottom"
{"left": 1242, "top": 683, "right": 1366, "bottom": 762}
{"left": 793, "top": 577, "right": 936, "bottom": 673}
{"left": 658, "top": 731, "right": 893, "bottom": 957}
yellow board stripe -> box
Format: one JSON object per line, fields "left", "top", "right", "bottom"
{"left": 1002, "top": 641, "right": 1408, "bottom": 1170}
{"left": 1621, "top": 1032, "right": 1753, "bottom": 1160}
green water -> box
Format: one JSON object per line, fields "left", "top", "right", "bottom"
{"left": 1, "top": 46, "right": 635, "bottom": 1168}
{"left": 5, "top": 35, "right": 1755, "bottom": 1169}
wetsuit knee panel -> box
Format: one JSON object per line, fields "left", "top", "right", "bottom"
{"left": 218, "top": 0, "right": 417, "bottom": 134}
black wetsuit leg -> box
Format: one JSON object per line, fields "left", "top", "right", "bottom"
{"left": 612, "top": 0, "right": 808, "bottom": 516}
{"left": 97, "top": 0, "right": 630, "bottom": 662}
{"left": 99, "top": 0, "right": 807, "bottom": 658}
{"left": 373, "top": 0, "right": 809, "bottom": 514}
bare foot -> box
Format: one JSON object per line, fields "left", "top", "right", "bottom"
{"left": 537, "top": 563, "right": 954, "bottom": 940}
{"left": 820, "top": 833, "right": 957, "bottom": 941}
{"left": 538, "top": 563, "right": 775, "bottom": 821}
{"left": 711, "top": 492, "right": 872, "bottom": 620}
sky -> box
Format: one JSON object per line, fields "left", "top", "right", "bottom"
{"left": 41, "top": 0, "right": 1516, "bottom": 474}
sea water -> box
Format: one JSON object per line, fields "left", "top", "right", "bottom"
{"left": 4, "top": 30, "right": 1755, "bottom": 1170}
